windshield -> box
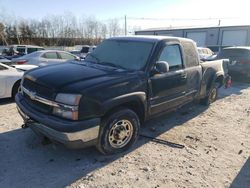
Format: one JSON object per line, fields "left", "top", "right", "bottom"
{"left": 84, "top": 39, "right": 154, "bottom": 70}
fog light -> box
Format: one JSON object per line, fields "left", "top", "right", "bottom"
{"left": 53, "top": 107, "right": 78, "bottom": 120}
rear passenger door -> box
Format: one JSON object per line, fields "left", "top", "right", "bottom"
{"left": 149, "top": 43, "right": 188, "bottom": 115}
{"left": 181, "top": 41, "right": 202, "bottom": 96}
{"left": 58, "top": 52, "right": 77, "bottom": 61}
{"left": 40, "top": 52, "right": 62, "bottom": 66}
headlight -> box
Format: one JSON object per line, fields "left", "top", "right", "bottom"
{"left": 53, "top": 93, "right": 82, "bottom": 120}
{"left": 55, "top": 93, "right": 81, "bottom": 105}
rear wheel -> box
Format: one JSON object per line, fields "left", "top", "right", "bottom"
{"left": 97, "top": 109, "right": 140, "bottom": 155}
{"left": 200, "top": 82, "right": 219, "bottom": 105}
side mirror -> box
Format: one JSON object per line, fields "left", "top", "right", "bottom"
{"left": 154, "top": 61, "right": 169, "bottom": 74}
{"left": 75, "top": 56, "right": 81, "bottom": 61}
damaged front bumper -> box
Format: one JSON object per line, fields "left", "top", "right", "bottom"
{"left": 16, "top": 93, "right": 100, "bottom": 149}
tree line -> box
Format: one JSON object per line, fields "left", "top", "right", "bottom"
{"left": 0, "top": 12, "right": 124, "bottom": 46}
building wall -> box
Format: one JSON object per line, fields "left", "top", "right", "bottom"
{"left": 154, "top": 30, "right": 184, "bottom": 37}
{"left": 135, "top": 25, "right": 250, "bottom": 51}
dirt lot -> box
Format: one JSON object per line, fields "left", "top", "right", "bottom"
{"left": 0, "top": 82, "right": 249, "bottom": 188}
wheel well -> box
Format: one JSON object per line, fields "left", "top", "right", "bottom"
{"left": 206, "top": 74, "right": 224, "bottom": 93}
{"left": 103, "top": 101, "right": 145, "bottom": 124}
{"left": 215, "top": 75, "right": 224, "bottom": 87}
{"left": 12, "top": 80, "right": 21, "bottom": 97}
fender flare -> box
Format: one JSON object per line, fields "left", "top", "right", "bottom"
{"left": 102, "top": 92, "right": 147, "bottom": 120}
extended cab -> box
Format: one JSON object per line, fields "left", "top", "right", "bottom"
{"left": 16, "top": 36, "right": 230, "bottom": 154}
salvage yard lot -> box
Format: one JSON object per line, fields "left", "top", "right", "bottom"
{"left": 0, "top": 83, "right": 249, "bottom": 188}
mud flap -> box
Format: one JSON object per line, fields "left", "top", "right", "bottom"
{"left": 224, "top": 75, "right": 232, "bottom": 89}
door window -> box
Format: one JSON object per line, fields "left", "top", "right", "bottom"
{"left": 27, "top": 48, "right": 38, "bottom": 54}
{"left": 59, "top": 52, "right": 76, "bottom": 60}
{"left": 16, "top": 47, "right": 26, "bottom": 54}
{"left": 43, "top": 52, "right": 58, "bottom": 59}
{"left": 159, "top": 44, "right": 183, "bottom": 71}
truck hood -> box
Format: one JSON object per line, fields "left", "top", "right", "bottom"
{"left": 24, "top": 62, "right": 132, "bottom": 92}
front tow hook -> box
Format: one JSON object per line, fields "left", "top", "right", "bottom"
{"left": 21, "top": 123, "right": 29, "bottom": 129}
{"left": 21, "top": 119, "right": 34, "bottom": 129}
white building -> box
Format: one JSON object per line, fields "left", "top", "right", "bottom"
{"left": 135, "top": 25, "right": 250, "bottom": 52}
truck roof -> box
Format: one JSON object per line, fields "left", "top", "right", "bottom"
{"left": 109, "top": 35, "right": 194, "bottom": 43}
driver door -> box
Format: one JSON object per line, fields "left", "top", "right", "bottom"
{"left": 149, "top": 44, "right": 187, "bottom": 115}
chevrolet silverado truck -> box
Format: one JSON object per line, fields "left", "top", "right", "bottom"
{"left": 16, "top": 36, "right": 230, "bottom": 154}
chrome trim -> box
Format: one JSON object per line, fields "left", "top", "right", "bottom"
{"left": 29, "top": 122, "right": 100, "bottom": 143}
{"left": 22, "top": 86, "right": 78, "bottom": 111}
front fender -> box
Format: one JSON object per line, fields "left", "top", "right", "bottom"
{"left": 102, "top": 92, "right": 147, "bottom": 114}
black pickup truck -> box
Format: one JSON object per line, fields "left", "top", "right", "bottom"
{"left": 16, "top": 36, "right": 230, "bottom": 154}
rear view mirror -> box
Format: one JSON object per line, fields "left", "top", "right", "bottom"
{"left": 154, "top": 61, "right": 169, "bottom": 74}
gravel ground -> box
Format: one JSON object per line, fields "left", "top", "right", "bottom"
{"left": 0, "top": 82, "right": 249, "bottom": 188}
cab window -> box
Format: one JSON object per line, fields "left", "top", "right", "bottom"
{"left": 158, "top": 44, "right": 183, "bottom": 71}
{"left": 182, "top": 41, "right": 199, "bottom": 67}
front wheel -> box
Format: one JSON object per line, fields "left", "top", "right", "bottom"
{"left": 12, "top": 81, "right": 21, "bottom": 99}
{"left": 97, "top": 109, "right": 140, "bottom": 155}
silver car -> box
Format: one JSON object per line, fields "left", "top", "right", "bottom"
{"left": 11, "top": 50, "right": 80, "bottom": 66}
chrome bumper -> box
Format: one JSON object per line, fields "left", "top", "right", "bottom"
{"left": 28, "top": 121, "right": 100, "bottom": 148}
{"left": 17, "top": 104, "right": 100, "bottom": 148}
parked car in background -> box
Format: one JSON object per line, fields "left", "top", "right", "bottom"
{"left": 2, "top": 45, "right": 45, "bottom": 59}
{"left": 80, "top": 45, "right": 96, "bottom": 58}
{"left": 11, "top": 64, "right": 38, "bottom": 71}
{"left": 0, "top": 56, "right": 11, "bottom": 65}
{"left": 10, "top": 50, "right": 80, "bottom": 66}
{"left": 197, "top": 47, "right": 214, "bottom": 60}
{"left": 70, "top": 45, "right": 97, "bottom": 59}
{"left": 213, "top": 47, "right": 250, "bottom": 79}
{"left": 69, "top": 50, "right": 82, "bottom": 58}
{"left": 0, "top": 63, "right": 36, "bottom": 99}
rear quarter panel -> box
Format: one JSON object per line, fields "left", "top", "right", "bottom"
{"left": 199, "top": 60, "right": 227, "bottom": 97}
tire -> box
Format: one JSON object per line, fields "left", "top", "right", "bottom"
{"left": 200, "top": 82, "right": 219, "bottom": 106}
{"left": 97, "top": 109, "right": 140, "bottom": 155}
{"left": 12, "top": 81, "right": 21, "bottom": 99}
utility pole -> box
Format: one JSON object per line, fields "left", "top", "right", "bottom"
{"left": 125, "top": 15, "right": 127, "bottom": 36}
{"left": 218, "top": 19, "right": 221, "bottom": 26}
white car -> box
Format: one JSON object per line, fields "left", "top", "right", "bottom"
{"left": 0, "top": 63, "right": 36, "bottom": 99}
{"left": 197, "top": 47, "right": 214, "bottom": 60}
{"left": 11, "top": 50, "right": 80, "bottom": 66}
{"left": 0, "top": 56, "right": 11, "bottom": 64}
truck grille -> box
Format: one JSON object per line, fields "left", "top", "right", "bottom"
{"left": 23, "top": 78, "right": 55, "bottom": 99}
{"left": 23, "top": 93, "right": 52, "bottom": 114}
{"left": 22, "top": 78, "right": 55, "bottom": 113}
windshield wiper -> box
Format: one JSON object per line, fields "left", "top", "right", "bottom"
{"left": 86, "top": 54, "right": 127, "bottom": 70}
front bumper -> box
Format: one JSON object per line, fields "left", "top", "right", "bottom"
{"left": 15, "top": 93, "right": 100, "bottom": 148}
